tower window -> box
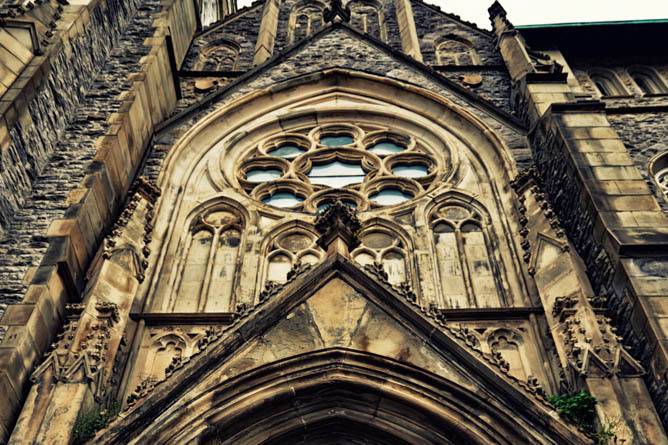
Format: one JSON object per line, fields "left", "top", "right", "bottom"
{"left": 629, "top": 68, "right": 666, "bottom": 95}
{"left": 435, "top": 37, "right": 479, "bottom": 65}
{"left": 588, "top": 70, "right": 627, "bottom": 97}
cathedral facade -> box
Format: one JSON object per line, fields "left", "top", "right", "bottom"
{"left": 0, "top": 0, "right": 667, "bottom": 442}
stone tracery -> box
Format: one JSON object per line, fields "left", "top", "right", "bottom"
{"left": 237, "top": 123, "right": 441, "bottom": 213}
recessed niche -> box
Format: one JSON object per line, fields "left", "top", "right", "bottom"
{"left": 320, "top": 135, "right": 354, "bottom": 146}
{"left": 245, "top": 168, "right": 282, "bottom": 182}
{"left": 392, "top": 164, "right": 429, "bottom": 178}
{"left": 262, "top": 192, "right": 304, "bottom": 208}
{"left": 308, "top": 160, "right": 365, "bottom": 187}
{"left": 368, "top": 141, "right": 406, "bottom": 155}
{"left": 269, "top": 144, "right": 306, "bottom": 158}
{"left": 369, "top": 188, "right": 412, "bottom": 206}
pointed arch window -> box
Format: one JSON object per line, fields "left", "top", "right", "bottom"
{"left": 430, "top": 204, "right": 501, "bottom": 308}
{"left": 264, "top": 228, "right": 323, "bottom": 285}
{"left": 435, "top": 37, "right": 479, "bottom": 65}
{"left": 628, "top": 67, "right": 667, "bottom": 95}
{"left": 352, "top": 227, "right": 409, "bottom": 285}
{"left": 173, "top": 207, "right": 243, "bottom": 312}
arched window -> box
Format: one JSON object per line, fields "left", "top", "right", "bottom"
{"left": 588, "top": 69, "right": 627, "bottom": 97}
{"left": 264, "top": 228, "right": 323, "bottom": 285}
{"left": 195, "top": 41, "right": 239, "bottom": 71}
{"left": 289, "top": 2, "right": 325, "bottom": 43}
{"left": 349, "top": 0, "right": 384, "bottom": 40}
{"left": 430, "top": 203, "right": 500, "bottom": 308}
{"left": 352, "top": 227, "right": 410, "bottom": 285}
{"left": 173, "top": 207, "right": 243, "bottom": 312}
{"left": 487, "top": 329, "right": 530, "bottom": 381}
{"left": 629, "top": 67, "right": 667, "bottom": 95}
{"left": 435, "top": 37, "right": 479, "bottom": 65}
{"left": 651, "top": 151, "right": 668, "bottom": 202}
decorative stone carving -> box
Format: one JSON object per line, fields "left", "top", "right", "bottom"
{"left": 315, "top": 200, "right": 361, "bottom": 253}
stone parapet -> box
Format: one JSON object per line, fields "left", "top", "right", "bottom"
{"left": 0, "top": 0, "right": 197, "bottom": 439}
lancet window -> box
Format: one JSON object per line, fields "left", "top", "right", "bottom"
{"left": 172, "top": 206, "right": 243, "bottom": 312}
{"left": 435, "top": 37, "right": 479, "bottom": 65}
{"left": 430, "top": 203, "right": 501, "bottom": 308}
{"left": 265, "top": 228, "right": 323, "bottom": 284}
{"left": 352, "top": 227, "right": 409, "bottom": 285}
{"left": 289, "top": 2, "right": 326, "bottom": 43}
{"left": 349, "top": 0, "right": 384, "bottom": 40}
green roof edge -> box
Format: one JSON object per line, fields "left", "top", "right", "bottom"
{"left": 517, "top": 17, "right": 668, "bottom": 30}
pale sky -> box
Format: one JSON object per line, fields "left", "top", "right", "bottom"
{"left": 237, "top": 0, "right": 668, "bottom": 29}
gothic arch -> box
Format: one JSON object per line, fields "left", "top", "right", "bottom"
{"left": 434, "top": 34, "right": 480, "bottom": 65}
{"left": 352, "top": 217, "right": 416, "bottom": 286}
{"left": 348, "top": 0, "right": 386, "bottom": 41}
{"left": 101, "top": 349, "right": 578, "bottom": 445}
{"left": 144, "top": 69, "right": 526, "bottom": 319}
{"left": 194, "top": 38, "right": 241, "bottom": 71}
{"left": 485, "top": 328, "right": 532, "bottom": 381}
{"left": 160, "top": 198, "right": 247, "bottom": 312}
{"left": 288, "top": 0, "right": 327, "bottom": 44}
{"left": 257, "top": 220, "right": 323, "bottom": 294}
{"left": 627, "top": 65, "right": 667, "bottom": 95}
{"left": 425, "top": 191, "right": 509, "bottom": 308}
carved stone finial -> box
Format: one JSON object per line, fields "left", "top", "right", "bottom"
{"left": 488, "top": 1, "right": 514, "bottom": 33}
{"left": 315, "top": 200, "right": 361, "bottom": 257}
{"left": 323, "top": 0, "right": 350, "bottom": 23}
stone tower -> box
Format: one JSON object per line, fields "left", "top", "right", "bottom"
{"left": 1, "top": 0, "right": 668, "bottom": 442}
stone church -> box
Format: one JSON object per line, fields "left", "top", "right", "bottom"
{"left": 1, "top": 0, "right": 668, "bottom": 441}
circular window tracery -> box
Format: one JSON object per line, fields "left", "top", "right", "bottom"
{"left": 235, "top": 123, "right": 446, "bottom": 212}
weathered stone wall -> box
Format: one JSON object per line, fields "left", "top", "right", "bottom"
{"left": 271, "top": 0, "right": 403, "bottom": 54}
{"left": 0, "top": 0, "right": 140, "bottom": 236}
{"left": 437, "top": 68, "right": 513, "bottom": 115}
{"left": 0, "top": 0, "right": 198, "bottom": 436}
{"left": 0, "top": 0, "right": 163, "bottom": 331}
{"left": 411, "top": 0, "right": 501, "bottom": 66}
{"left": 607, "top": 110, "right": 668, "bottom": 212}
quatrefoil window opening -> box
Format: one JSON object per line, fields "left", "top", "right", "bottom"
{"left": 238, "top": 124, "right": 440, "bottom": 213}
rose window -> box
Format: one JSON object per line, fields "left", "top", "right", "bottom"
{"left": 237, "top": 123, "right": 443, "bottom": 212}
